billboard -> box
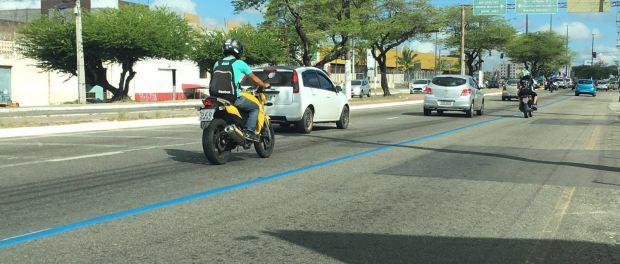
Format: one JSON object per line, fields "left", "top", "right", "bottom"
{"left": 41, "top": 0, "right": 91, "bottom": 13}
{"left": 567, "top": 0, "right": 611, "bottom": 13}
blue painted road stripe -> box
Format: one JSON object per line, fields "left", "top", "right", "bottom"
{"left": 0, "top": 95, "right": 571, "bottom": 249}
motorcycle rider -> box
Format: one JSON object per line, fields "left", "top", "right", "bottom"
{"left": 518, "top": 67, "right": 538, "bottom": 110}
{"left": 210, "top": 39, "right": 270, "bottom": 141}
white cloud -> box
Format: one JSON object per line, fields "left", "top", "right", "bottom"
{"left": 151, "top": 0, "right": 196, "bottom": 15}
{"left": 535, "top": 21, "right": 601, "bottom": 40}
{"left": 0, "top": 0, "right": 40, "bottom": 10}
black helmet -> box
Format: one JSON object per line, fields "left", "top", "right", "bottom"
{"left": 222, "top": 39, "right": 244, "bottom": 57}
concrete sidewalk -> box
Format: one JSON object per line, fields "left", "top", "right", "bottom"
{"left": 0, "top": 100, "right": 203, "bottom": 113}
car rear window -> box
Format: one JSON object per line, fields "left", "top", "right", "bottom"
{"left": 241, "top": 70, "right": 293, "bottom": 87}
{"left": 351, "top": 80, "right": 362, "bottom": 85}
{"left": 578, "top": 80, "right": 593, "bottom": 84}
{"left": 432, "top": 77, "right": 466, "bottom": 87}
{"left": 414, "top": 80, "right": 429, "bottom": 84}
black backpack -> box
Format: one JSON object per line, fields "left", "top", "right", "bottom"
{"left": 209, "top": 59, "right": 238, "bottom": 102}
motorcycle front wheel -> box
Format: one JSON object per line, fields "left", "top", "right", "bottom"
{"left": 203, "top": 118, "right": 232, "bottom": 165}
{"left": 255, "top": 122, "right": 275, "bottom": 158}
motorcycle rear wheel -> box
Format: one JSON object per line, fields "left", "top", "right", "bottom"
{"left": 203, "top": 119, "right": 232, "bottom": 165}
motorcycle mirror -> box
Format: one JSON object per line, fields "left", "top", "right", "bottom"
{"left": 268, "top": 72, "right": 276, "bottom": 79}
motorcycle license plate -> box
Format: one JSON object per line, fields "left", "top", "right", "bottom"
{"left": 200, "top": 109, "right": 215, "bottom": 122}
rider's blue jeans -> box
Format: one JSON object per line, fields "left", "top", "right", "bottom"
{"left": 234, "top": 94, "right": 259, "bottom": 132}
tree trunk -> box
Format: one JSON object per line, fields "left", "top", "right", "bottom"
{"left": 379, "top": 57, "right": 390, "bottom": 96}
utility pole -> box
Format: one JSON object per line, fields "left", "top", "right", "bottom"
{"left": 460, "top": 5, "right": 466, "bottom": 75}
{"left": 592, "top": 33, "right": 596, "bottom": 66}
{"left": 434, "top": 31, "right": 439, "bottom": 76}
{"left": 351, "top": 38, "right": 356, "bottom": 81}
{"left": 525, "top": 14, "right": 529, "bottom": 34}
{"left": 344, "top": 38, "right": 352, "bottom": 99}
{"left": 549, "top": 14, "right": 553, "bottom": 32}
{"left": 565, "top": 25, "right": 569, "bottom": 77}
{"left": 75, "top": 0, "right": 87, "bottom": 104}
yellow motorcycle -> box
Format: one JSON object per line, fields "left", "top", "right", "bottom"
{"left": 198, "top": 73, "right": 277, "bottom": 165}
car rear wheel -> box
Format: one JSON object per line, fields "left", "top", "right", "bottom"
{"left": 423, "top": 108, "right": 431, "bottom": 116}
{"left": 336, "top": 105, "right": 349, "bottom": 129}
{"left": 465, "top": 103, "right": 474, "bottom": 118}
{"left": 575, "top": 93, "right": 579, "bottom": 96}
{"left": 296, "top": 107, "right": 314, "bottom": 134}
{"left": 476, "top": 100, "right": 484, "bottom": 116}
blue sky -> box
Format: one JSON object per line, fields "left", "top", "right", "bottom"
{"left": 132, "top": 0, "right": 617, "bottom": 68}
{"left": 2, "top": 0, "right": 617, "bottom": 68}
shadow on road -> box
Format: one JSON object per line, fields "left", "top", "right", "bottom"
{"left": 265, "top": 230, "right": 619, "bottom": 264}
{"left": 164, "top": 149, "right": 246, "bottom": 165}
{"left": 300, "top": 134, "right": 620, "bottom": 175}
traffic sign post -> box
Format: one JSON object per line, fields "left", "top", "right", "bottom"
{"left": 516, "top": 0, "right": 558, "bottom": 14}
{"left": 473, "top": 0, "right": 507, "bottom": 15}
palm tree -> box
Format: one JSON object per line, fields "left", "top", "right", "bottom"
{"left": 397, "top": 47, "right": 418, "bottom": 82}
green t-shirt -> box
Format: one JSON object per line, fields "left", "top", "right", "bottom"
{"left": 214, "top": 56, "right": 252, "bottom": 97}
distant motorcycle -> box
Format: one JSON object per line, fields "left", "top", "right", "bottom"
{"left": 549, "top": 82, "right": 557, "bottom": 93}
{"left": 518, "top": 83, "right": 534, "bottom": 119}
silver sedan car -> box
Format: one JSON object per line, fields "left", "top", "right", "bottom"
{"left": 423, "top": 75, "right": 485, "bottom": 118}
{"left": 351, "top": 79, "right": 371, "bottom": 98}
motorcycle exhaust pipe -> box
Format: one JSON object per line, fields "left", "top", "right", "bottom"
{"left": 224, "top": 125, "right": 245, "bottom": 144}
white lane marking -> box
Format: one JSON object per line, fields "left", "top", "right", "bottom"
{"left": 387, "top": 117, "right": 399, "bottom": 120}
{"left": 0, "top": 142, "right": 198, "bottom": 169}
{"left": 1, "top": 228, "right": 51, "bottom": 241}
{"left": 0, "top": 142, "right": 125, "bottom": 148}
{"left": 48, "top": 151, "right": 125, "bottom": 162}
{"left": 68, "top": 135, "right": 188, "bottom": 140}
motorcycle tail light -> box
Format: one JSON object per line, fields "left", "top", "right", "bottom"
{"left": 202, "top": 98, "right": 215, "bottom": 108}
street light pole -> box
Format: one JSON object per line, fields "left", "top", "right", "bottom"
{"left": 75, "top": 0, "right": 87, "bottom": 104}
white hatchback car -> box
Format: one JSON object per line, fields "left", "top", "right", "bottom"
{"left": 241, "top": 67, "right": 350, "bottom": 133}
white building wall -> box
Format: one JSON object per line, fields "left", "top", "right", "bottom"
{"left": 2, "top": 41, "right": 204, "bottom": 105}
{"left": 1, "top": 42, "right": 79, "bottom": 106}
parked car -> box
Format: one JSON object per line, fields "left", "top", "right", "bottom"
{"left": 502, "top": 79, "right": 520, "bottom": 101}
{"left": 241, "top": 67, "right": 350, "bottom": 133}
{"left": 351, "top": 79, "right": 371, "bottom": 98}
{"left": 409, "top": 79, "right": 431, "bottom": 94}
{"left": 609, "top": 80, "right": 619, "bottom": 90}
{"left": 575, "top": 79, "right": 597, "bottom": 97}
{"left": 596, "top": 80, "right": 609, "bottom": 91}
{"left": 423, "top": 75, "right": 485, "bottom": 118}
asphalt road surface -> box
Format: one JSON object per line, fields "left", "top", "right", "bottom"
{"left": 1, "top": 90, "right": 619, "bottom": 263}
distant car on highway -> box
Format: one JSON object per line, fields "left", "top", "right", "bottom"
{"left": 409, "top": 79, "right": 431, "bottom": 94}
{"left": 423, "top": 75, "right": 485, "bottom": 118}
{"left": 502, "top": 79, "right": 520, "bottom": 101}
{"left": 575, "top": 79, "right": 596, "bottom": 97}
{"left": 351, "top": 79, "right": 371, "bottom": 98}
{"left": 241, "top": 67, "right": 350, "bottom": 133}
{"left": 595, "top": 80, "right": 609, "bottom": 91}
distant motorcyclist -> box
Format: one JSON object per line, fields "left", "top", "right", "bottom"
{"left": 518, "top": 67, "right": 538, "bottom": 110}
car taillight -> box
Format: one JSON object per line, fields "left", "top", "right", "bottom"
{"left": 461, "top": 89, "right": 472, "bottom": 96}
{"left": 292, "top": 70, "right": 299, "bottom": 93}
{"left": 424, "top": 86, "right": 432, "bottom": 94}
{"left": 202, "top": 98, "right": 215, "bottom": 108}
